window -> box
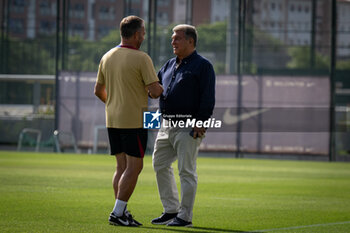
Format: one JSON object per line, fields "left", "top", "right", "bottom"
{"left": 264, "top": 2, "right": 268, "bottom": 10}
{"left": 305, "top": 6, "right": 309, "bottom": 13}
{"left": 158, "top": 12, "right": 169, "bottom": 26}
{"left": 9, "top": 19, "right": 24, "bottom": 34}
{"left": 298, "top": 5, "right": 302, "bottom": 12}
{"left": 39, "top": 1, "right": 51, "bottom": 15}
{"left": 99, "top": 6, "right": 115, "bottom": 20}
{"left": 129, "top": 9, "right": 140, "bottom": 16}
{"left": 271, "top": 2, "right": 276, "bottom": 10}
{"left": 11, "top": 0, "right": 25, "bottom": 13}
{"left": 97, "top": 26, "right": 113, "bottom": 39}
{"left": 39, "top": 21, "right": 55, "bottom": 35}
{"left": 69, "top": 3, "right": 85, "bottom": 19}
{"left": 71, "top": 24, "right": 85, "bottom": 38}
{"left": 158, "top": 0, "right": 170, "bottom": 6}
{"left": 305, "top": 22, "right": 310, "bottom": 30}
{"left": 290, "top": 4, "right": 295, "bottom": 12}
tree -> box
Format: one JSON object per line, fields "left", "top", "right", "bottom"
{"left": 197, "top": 21, "right": 227, "bottom": 54}
{"left": 287, "top": 46, "right": 329, "bottom": 69}
{"left": 195, "top": 22, "right": 227, "bottom": 74}
{"left": 6, "top": 37, "right": 55, "bottom": 74}
{"left": 336, "top": 60, "right": 350, "bottom": 70}
{"left": 66, "top": 35, "right": 116, "bottom": 72}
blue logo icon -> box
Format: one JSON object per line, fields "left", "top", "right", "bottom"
{"left": 143, "top": 110, "right": 162, "bottom": 129}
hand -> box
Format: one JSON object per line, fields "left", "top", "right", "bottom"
{"left": 192, "top": 127, "right": 206, "bottom": 139}
{"left": 146, "top": 82, "right": 163, "bottom": 99}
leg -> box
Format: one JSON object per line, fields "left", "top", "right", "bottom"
{"left": 174, "top": 130, "right": 202, "bottom": 222}
{"left": 155, "top": 166, "right": 179, "bottom": 212}
{"left": 152, "top": 127, "right": 179, "bottom": 214}
{"left": 117, "top": 154, "right": 143, "bottom": 201}
{"left": 113, "top": 153, "right": 127, "bottom": 199}
{"left": 108, "top": 128, "right": 144, "bottom": 226}
{"left": 109, "top": 155, "right": 142, "bottom": 227}
{"left": 108, "top": 128, "right": 125, "bottom": 200}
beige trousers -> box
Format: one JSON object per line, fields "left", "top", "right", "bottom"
{"left": 152, "top": 121, "right": 202, "bottom": 222}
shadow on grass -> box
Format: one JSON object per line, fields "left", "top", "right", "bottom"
{"left": 193, "top": 227, "right": 263, "bottom": 233}
{"left": 141, "top": 226, "right": 263, "bottom": 233}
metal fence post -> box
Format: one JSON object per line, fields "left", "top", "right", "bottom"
{"left": 329, "top": 0, "right": 337, "bottom": 161}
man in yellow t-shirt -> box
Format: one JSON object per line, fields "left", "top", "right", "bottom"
{"left": 94, "top": 15, "right": 163, "bottom": 227}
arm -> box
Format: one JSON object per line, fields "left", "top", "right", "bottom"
{"left": 193, "top": 62, "right": 216, "bottom": 139}
{"left": 146, "top": 81, "right": 163, "bottom": 99}
{"left": 197, "top": 61, "right": 216, "bottom": 121}
{"left": 94, "top": 82, "right": 107, "bottom": 103}
{"left": 95, "top": 58, "right": 107, "bottom": 103}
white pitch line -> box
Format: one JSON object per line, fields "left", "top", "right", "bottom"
{"left": 252, "top": 221, "right": 350, "bottom": 232}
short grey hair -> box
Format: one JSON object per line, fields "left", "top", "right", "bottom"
{"left": 173, "top": 24, "right": 197, "bottom": 47}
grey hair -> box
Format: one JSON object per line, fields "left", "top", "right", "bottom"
{"left": 173, "top": 24, "right": 197, "bottom": 47}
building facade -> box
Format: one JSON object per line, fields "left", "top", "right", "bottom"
{"left": 1, "top": 0, "right": 349, "bottom": 57}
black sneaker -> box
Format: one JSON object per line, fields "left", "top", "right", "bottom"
{"left": 151, "top": 212, "right": 178, "bottom": 225}
{"left": 125, "top": 210, "right": 142, "bottom": 226}
{"left": 108, "top": 212, "right": 137, "bottom": 227}
{"left": 167, "top": 217, "right": 192, "bottom": 227}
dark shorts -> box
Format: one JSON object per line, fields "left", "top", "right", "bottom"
{"left": 107, "top": 128, "right": 147, "bottom": 158}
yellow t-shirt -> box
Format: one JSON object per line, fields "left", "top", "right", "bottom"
{"left": 96, "top": 47, "right": 159, "bottom": 128}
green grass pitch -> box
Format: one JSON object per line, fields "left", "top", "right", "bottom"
{"left": 0, "top": 151, "right": 350, "bottom": 233}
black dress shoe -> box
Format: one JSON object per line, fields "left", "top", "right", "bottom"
{"left": 167, "top": 217, "right": 192, "bottom": 227}
{"left": 151, "top": 212, "right": 178, "bottom": 225}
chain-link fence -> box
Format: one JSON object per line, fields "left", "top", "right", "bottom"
{"left": 0, "top": 0, "right": 349, "bottom": 160}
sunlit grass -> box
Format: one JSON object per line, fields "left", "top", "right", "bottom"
{"left": 0, "top": 151, "right": 350, "bottom": 233}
